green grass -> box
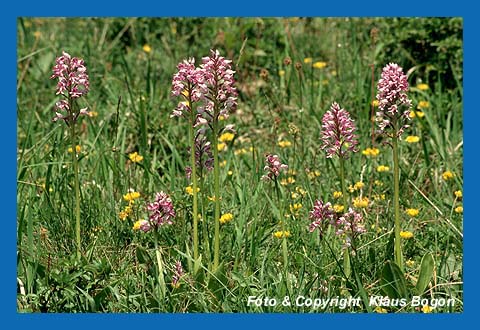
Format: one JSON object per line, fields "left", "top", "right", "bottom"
{"left": 17, "top": 17, "right": 463, "bottom": 313}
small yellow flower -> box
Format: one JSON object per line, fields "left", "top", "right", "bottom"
{"left": 278, "top": 140, "right": 292, "bottom": 148}
{"left": 362, "top": 147, "right": 380, "bottom": 157}
{"left": 280, "top": 177, "right": 296, "bottom": 186}
{"left": 219, "top": 213, "right": 234, "bottom": 224}
{"left": 377, "top": 165, "right": 390, "bottom": 172}
{"left": 353, "top": 181, "right": 365, "bottom": 190}
{"left": 119, "top": 210, "right": 129, "bottom": 221}
{"left": 207, "top": 195, "right": 222, "bottom": 202}
{"left": 416, "top": 83, "right": 429, "bottom": 91}
{"left": 68, "top": 145, "right": 82, "bottom": 154}
{"left": 217, "top": 142, "right": 226, "bottom": 151}
{"left": 273, "top": 230, "right": 291, "bottom": 239}
{"left": 303, "top": 57, "right": 313, "bottom": 64}
{"left": 220, "top": 160, "right": 227, "bottom": 167}
{"left": 421, "top": 305, "right": 433, "bottom": 313}
{"left": 405, "top": 208, "right": 420, "bottom": 217}
{"left": 333, "top": 191, "right": 343, "bottom": 199}
{"left": 219, "top": 132, "right": 235, "bottom": 143}
{"left": 233, "top": 148, "right": 244, "bottom": 156}
{"left": 353, "top": 197, "right": 369, "bottom": 208}
{"left": 279, "top": 70, "right": 285, "bottom": 77}
{"left": 313, "top": 61, "right": 327, "bottom": 69}
{"left": 406, "top": 259, "right": 415, "bottom": 268}
{"left": 400, "top": 231, "right": 414, "bottom": 239}
{"left": 129, "top": 152, "right": 143, "bottom": 163}
{"left": 123, "top": 191, "right": 141, "bottom": 202}
{"left": 417, "top": 101, "right": 430, "bottom": 109}
{"left": 409, "top": 110, "right": 425, "bottom": 119}
{"left": 185, "top": 185, "right": 200, "bottom": 196}
{"left": 133, "top": 220, "right": 143, "bottom": 230}
{"left": 442, "top": 171, "right": 454, "bottom": 181}
{"left": 333, "top": 204, "right": 345, "bottom": 213}
{"left": 374, "top": 306, "right": 388, "bottom": 313}
{"left": 405, "top": 136, "right": 420, "bottom": 143}
{"left": 228, "top": 170, "right": 233, "bottom": 176}
{"left": 454, "top": 205, "right": 463, "bottom": 214}
{"left": 289, "top": 203, "right": 302, "bottom": 213}
{"left": 295, "top": 186, "right": 307, "bottom": 196}
{"left": 371, "top": 100, "right": 379, "bottom": 107}
{"left": 454, "top": 190, "right": 462, "bottom": 199}
{"left": 88, "top": 111, "right": 99, "bottom": 118}
{"left": 33, "top": 31, "right": 41, "bottom": 39}
{"left": 308, "top": 170, "right": 321, "bottom": 179}
{"left": 373, "top": 194, "right": 386, "bottom": 201}
{"left": 143, "top": 44, "right": 152, "bottom": 53}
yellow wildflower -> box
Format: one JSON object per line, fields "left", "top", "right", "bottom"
{"left": 405, "top": 208, "right": 420, "bottom": 217}
{"left": 333, "top": 204, "right": 344, "bottom": 213}
{"left": 280, "top": 177, "right": 296, "bottom": 186}
{"left": 217, "top": 142, "right": 226, "bottom": 151}
{"left": 288, "top": 169, "right": 297, "bottom": 176}
{"left": 228, "top": 170, "right": 233, "bottom": 176}
{"left": 421, "top": 305, "right": 433, "bottom": 313}
{"left": 220, "top": 160, "right": 227, "bottom": 167}
{"left": 123, "top": 191, "right": 141, "bottom": 202}
{"left": 278, "top": 140, "right": 292, "bottom": 148}
{"left": 354, "top": 181, "right": 365, "bottom": 190}
{"left": 371, "top": 100, "right": 379, "bottom": 107}
{"left": 374, "top": 180, "right": 384, "bottom": 187}
{"left": 88, "top": 111, "right": 99, "bottom": 118}
{"left": 377, "top": 165, "right": 390, "bottom": 172}
{"left": 442, "top": 171, "right": 454, "bottom": 181}
{"left": 33, "top": 31, "right": 41, "bottom": 39}
{"left": 373, "top": 194, "right": 386, "bottom": 201}
{"left": 333, "top": 191, "right": 343, "bottom": 199}
{"left": 279, "top": 70, "right": 285, "bottom": 77}
{"left": 303, "top": 57, "right": 312, "bottom": 64}
{"left": 406, "top": 259, "right": 415, "bottom": 268}
{"left": 454, "top": 190, "right": 462, "bottom": 199}
{"left": 308, "top": 170, "right": 321, "bottom": 179}
{"left": 400, "top": 231, "right": 414, "bottom": 239}
{"left": 289, "top": 203, "right": 302, "bottom": 213}
{"left": 455, "top": 205, "right": 463, "bottom": 213}
{"left": 375, "top": 306, "right": 388, "bottom": 313}
{"left": 362, "top": 147, "right": 380, "bottom": 157}
{"left": 132, "top": 220, "right": 142, "bottom": 230}
{"left": 143, "top": 44, "right": 152, "bottom": 53}
{"left": 185, "top": 185, "right": 200, "bottom": 196}
{"left": 353, "top": 197, "right": 369, "bottom": 208}
{"left": 409, "top": 110, "right": 425, "bottom": 119}
{"left": 219, "top": 213, "right": 234, "bottom": 224}
{"left": 295, "top": 187, "right": 307, "bottom": 196}
{"left": 417, "top": 101, "right": 430, "bottom": 109}
{"left": 313, "top": 61, "right": 327, "bottom": 69}
{"left": 273, "top": 230, "right": 291, "bottom": 239}
{"left": 129, "top": 152, "right": 143, "bottom": 163}
{"left": 416, "top": 83, "right": 429, "bottom": 91}
{"left": 219, "top": 132, "right": 235, "bottom": 143}
{"left": 405, "top": 136, "right": 420, "bottom": 143}
{"left": 208, "top": 195, "right": 222, "bottom": 202}
{"left": 68, "top": 145, "right": 82, "bottom": 154}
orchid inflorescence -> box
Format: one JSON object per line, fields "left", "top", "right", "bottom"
{"left": 50, "top": 51, "right": 90, "bottom": 124}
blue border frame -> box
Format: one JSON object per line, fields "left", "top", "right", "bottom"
{"left": 7, "top": 1, "right": 475, "bottom": 328}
